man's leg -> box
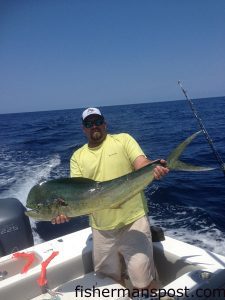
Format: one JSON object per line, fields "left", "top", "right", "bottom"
{"left": 119, "top": 216, "right": 159, "bottom": 294}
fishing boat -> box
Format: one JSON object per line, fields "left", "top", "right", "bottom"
{"left": 0, "top": 198, "right": 225, "bottom": 300}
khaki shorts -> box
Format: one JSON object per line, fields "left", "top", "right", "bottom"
{"left": 92, "top": 216, "right": 157, "bottom": 288}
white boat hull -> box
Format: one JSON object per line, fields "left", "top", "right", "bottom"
{"left": 0, "top": 224, "right": 225, "bottom": 300}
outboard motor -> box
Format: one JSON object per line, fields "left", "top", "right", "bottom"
{"left": 0, "top": 198, "right": 34, "bottom": 256}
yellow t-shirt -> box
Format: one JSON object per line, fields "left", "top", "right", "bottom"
{"left": 70, "top": 133, "right": 148, "bottom": 230}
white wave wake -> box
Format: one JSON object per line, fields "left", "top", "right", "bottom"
{"left": 0, "top": 154, "right": 61, "bottom": 244}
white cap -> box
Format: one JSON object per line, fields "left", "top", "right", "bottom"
{"left": 82, "top": 107, "right": 102, "bottom": 120}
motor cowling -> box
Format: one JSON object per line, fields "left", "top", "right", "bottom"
{"left": 0, "top": 198, "right": 34, "bottom": 257}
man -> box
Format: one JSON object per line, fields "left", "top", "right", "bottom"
{"left": 52, "top": 107, "right": 169, "bottom": 292}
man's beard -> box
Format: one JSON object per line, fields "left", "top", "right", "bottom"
{"left": 91, "top": 131, "right": 102, "bottom": 141}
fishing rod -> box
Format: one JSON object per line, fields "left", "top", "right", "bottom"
{"left": 178, "top": 80, "right": 225, "bottom": 176}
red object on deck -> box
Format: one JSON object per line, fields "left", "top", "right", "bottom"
{"left": 37, "top": 251, "right": 59, "bottom": 287}
{"left": 12, "top": 252, "right": 35, "bottom": 273}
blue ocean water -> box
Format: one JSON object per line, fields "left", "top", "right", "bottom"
{"left": 0, "top": 97, "right": 225, "bottom": 254}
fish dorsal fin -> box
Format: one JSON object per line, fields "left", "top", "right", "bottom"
{"left": 55, "top": 177, "right": 95, "bottom": 182}
{"left": 46, "top": 177, "right": 97, "bottom": 186}
{"left": 67, "top": 177, "right": 96, "bottom": 183}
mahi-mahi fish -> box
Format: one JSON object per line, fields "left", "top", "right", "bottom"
{"left": 25, "top": 131, "right": 214, "bottom": 221}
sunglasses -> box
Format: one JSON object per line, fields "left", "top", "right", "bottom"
{"left": 83, "top": 118, "right": 104, "bottom": 128}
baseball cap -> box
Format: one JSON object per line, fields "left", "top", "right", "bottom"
{"left": 82, "top": 107, "right": 103, "bottom": 121}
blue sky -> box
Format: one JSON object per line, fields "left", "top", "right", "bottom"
{"left": 1, "top": 0, "right": 225, "bottom": 114}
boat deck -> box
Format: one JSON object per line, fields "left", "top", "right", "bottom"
{"left": 1, "top": 226, "right": 225, "bottom": 300}
{"left": 32, "top": 272, "right": 131, "bottom": 300}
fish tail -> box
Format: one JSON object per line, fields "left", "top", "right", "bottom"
{"left": 167, "top": 131, "right": 215, "bottom": 171}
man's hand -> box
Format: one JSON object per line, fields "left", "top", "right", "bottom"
{"left": 133, "top": 155, "right": 169, "bottom": 180}
{"left": 153, "top": 159, "right": 169, "bottom": 180}
{"left": 51, "top": 214, "right": 70, "bottom": 225}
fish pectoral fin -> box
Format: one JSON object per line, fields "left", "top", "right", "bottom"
{"left": 51, "top": 198, "right": 69, "bottom": 216}
{"left": 53, "top": 198, "right": 68, "bottom": 207}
